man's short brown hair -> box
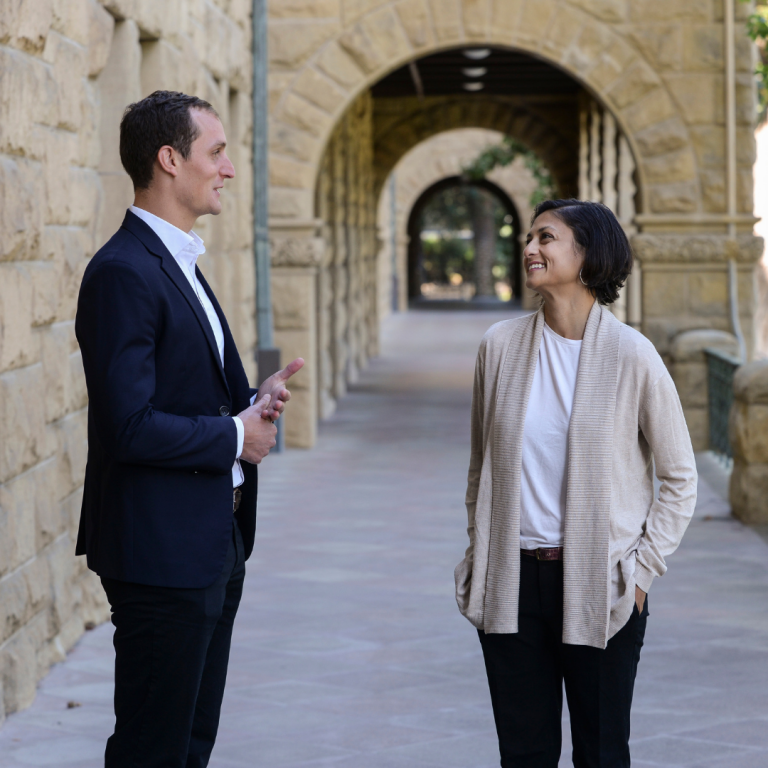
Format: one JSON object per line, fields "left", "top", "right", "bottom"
{"left": 119, "top": 90, "right": 219, "bottom": 190}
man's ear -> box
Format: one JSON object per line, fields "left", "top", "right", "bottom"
{"left": 156, "top": 145, "right": 179, "bottom": 178}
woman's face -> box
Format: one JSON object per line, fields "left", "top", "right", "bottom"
{"left": 523, "top": 211, "right": 585, "bottom": 297}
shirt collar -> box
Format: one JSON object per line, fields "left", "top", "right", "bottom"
{"left": 129, "top": 206, "right": 206, "bottom": 264}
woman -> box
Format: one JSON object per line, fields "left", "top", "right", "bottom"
{"left": 455, "top": 199, "right": 697, "bottom": 767}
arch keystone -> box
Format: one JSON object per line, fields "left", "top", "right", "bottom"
{"left": 541, "top": 5, "right": 588, "bottom": 60}
{"left": 428, "top": 0, "right": 463, "bottom": 43}
{"left": 562, "top": 23, "right": 620, "bottom": 76}
{"left": 360, "top": 7, "right": 413, "bottom": 61}
{"left": 462, "top": 0, "right": 491, "bottom": 40}
{"left": 490, "top": 0, "right": 525, "bottom": 34}
{"left": 516, "top": 0, "right": 557, "bottom": 48}
{"left": 394, "top": 0, "right": 434, "bottom": 49}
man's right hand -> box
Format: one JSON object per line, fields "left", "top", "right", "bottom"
{"left": 238, "top": 393, "right": 277, "bottom": 464}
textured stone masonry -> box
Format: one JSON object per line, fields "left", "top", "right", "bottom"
{"left": 0, "top": 0, "right": 255, "bottom": 722}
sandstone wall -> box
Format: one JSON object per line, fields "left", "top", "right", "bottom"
{"left": 0, "top": 0, "right": 254, "bottom": 721}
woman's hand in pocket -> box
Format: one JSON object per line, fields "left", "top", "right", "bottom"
{"left": 635, "top": 585, "right": 646, "bottom": 613}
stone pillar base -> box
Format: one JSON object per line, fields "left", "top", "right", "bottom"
{"left": 730, "top": 360, "right": 768, "bottom": 524}
{"left": 669, "top": 329, "right": 739, "bottom": 452}
{"left": 269, "top": 220, "right": 323, "bottom": 449}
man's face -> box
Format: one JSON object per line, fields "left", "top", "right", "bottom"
{"left": 175, "top": 108, "right": 235, "bottom": 219}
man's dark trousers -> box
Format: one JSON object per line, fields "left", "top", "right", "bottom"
{"left": 101, "top": 519, "right": 245, "bottom": 768}
{"left": 478, "top": 555, "right": 648, "bottom": 768}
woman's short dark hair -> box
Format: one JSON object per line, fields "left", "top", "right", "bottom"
{"left": 531, "top": 198, "right": 632, "bottom": 305}
{"left": 119, "top": 90, "right": 219, "bottom": 190}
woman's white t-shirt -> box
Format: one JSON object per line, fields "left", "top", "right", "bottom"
{"left": 519, "top": 323, "right": 582, "bottom": 550}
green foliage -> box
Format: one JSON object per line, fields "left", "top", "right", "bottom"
{"left": 742, "top": 1, "right": 768, "bottom": 123}
{"left": 420, "top": 185, "right": 474, "bottom": 231}
{"left": 462, "top": 136, "right": 555, "bottom": 207}
{"left": 418, "top": 185, "right": 514, "bottom": 288}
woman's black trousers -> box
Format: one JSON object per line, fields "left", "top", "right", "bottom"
{"left": 478, "top": 554, "right": 648, "bottom": 768}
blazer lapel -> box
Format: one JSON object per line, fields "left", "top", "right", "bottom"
{"left": 121, "top": 211, "right": 231, "bottom": 396}
{"left": 562, "top": 301, "right": 621, "bottom": 647}
{"left": 197, "top": 269, "right": 250, "bottom": 408}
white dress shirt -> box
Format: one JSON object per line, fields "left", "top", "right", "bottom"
{"left": 129, "top": 206, "right": 248, "bottom": 488}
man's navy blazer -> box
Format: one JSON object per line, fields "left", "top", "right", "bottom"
{"left": 75, "top": 210, "right": 258, "bottom": 588}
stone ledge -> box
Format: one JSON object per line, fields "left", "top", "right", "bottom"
{"left": 632, "top": 233, "right": 764, "bottom": 263}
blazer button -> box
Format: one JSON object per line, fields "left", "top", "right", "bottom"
{"left": 219, "top": 405, "right": 230, "bottom": 417}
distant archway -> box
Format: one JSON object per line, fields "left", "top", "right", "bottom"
{"left": 406, "top": 176, "right": 522, "bottom": 304}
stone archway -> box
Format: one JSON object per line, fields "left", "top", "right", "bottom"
{"left": 371, "top": 95, "right": 579, "bottom": 202}
{"left": 376, "top": 128, "right": 538, "bottom": 317}
{"left": 404, "top": 175, "right": 522, "bottom": 304}
{"left": 268, "top": 2, "right": 725, "bottom": 221}
{"left": 267, "top": 1, "right": 760, "bottom": 447}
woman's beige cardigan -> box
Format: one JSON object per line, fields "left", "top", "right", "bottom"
{"left": 455, "top": 302, "right": 697, "bottom": 649}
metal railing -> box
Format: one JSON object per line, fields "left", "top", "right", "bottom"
{"left": 704, "top": 347, "right": 741, "bottom": 463}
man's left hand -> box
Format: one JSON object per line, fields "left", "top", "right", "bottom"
{"left": 635, "top": 585, "right": 646, "bottom": 614}
{"left": 258, "top": 358, "right": 305, "bottom": 421}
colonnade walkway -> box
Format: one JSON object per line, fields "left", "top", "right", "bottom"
{"left": 2, "top": 310, "right": 768, "bottom": 768}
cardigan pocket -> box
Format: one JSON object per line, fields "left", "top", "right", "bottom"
{"left": 618, "top": 549, "right": 638, "bottom": 598}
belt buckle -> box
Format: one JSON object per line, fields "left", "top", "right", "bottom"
{"left": 536, "top": 548, "right": 545, "bottom": 561}
{"left": 233, "top": 488, "right": 242, "bottom": 512}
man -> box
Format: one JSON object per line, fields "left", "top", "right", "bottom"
{"left": 75, "top": 90, "right": 303, "bottom": 767}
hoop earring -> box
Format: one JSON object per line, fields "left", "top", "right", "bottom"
{"left": 579, "top": 268, "right": 588, "bottom": 287}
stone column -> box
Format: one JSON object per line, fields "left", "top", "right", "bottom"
{"left": 730, "top": 360, "right": 768, "bottom": 523}
{"left": 316, "top": 150, "right": 336, "bottom": 420}
{"left": 601, "top": 112, "right": 617, "bottom": 213}
{"left": 473, "top": 189, "right": 496, "bottom": 298}
{"left": 632, "top": 229, "right": 763, "bottom": 365}
{"left": 669, "top": 329, "right": 740, "bottom": 451}
{"left": 269, "top": 220, "right": 323, "bottom": 448}
{"left": 578, "top": 101, "right": 589, "bottom": 201}
{"left": 588, "top": 102, "right": 602, "bottom": 203}
{"left": 331, "top": 132, "right": 349, "bottom": 400}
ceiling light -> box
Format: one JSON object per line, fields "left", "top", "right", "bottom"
{"left": 463, "top": 82, "right": 484, "bottom": 91}
{"left": 463, "top": 48, "right": 491, "bottom": 60}
{"left": 462, "top": 67, "right": 487, "bottom": 77}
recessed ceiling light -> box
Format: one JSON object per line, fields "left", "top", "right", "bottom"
{"left": 463, "top": 49, "right": 491, "bottom": 60}
{"left": 462, "top": 67, "right": 487, "bottom": 77}
{"left": 463, "top": 82, "right": 484, "bottom": 91}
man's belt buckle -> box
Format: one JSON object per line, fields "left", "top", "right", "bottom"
{"left": 233, "top": 488, "right": 242, "bottom": 512}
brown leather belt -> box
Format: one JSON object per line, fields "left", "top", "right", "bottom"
{"left": 233, "top": 488, "right": 242, "bottom": 512}
{"left": 521, "top": 547, "right": 563, "bottom": 561}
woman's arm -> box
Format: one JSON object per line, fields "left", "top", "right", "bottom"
{"left": 636, "top": 370, "right": 698, "bottom": 592}
{"left": 455, "top": 339, "right": 487, "bottom": 609}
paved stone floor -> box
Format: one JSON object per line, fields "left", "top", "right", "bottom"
{"left": 1, "top": 310, "right": 768, "bottom": 768}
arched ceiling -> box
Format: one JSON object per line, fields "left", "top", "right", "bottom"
{"left": 371, "top": 94, "right": 579, "bottom": 202}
